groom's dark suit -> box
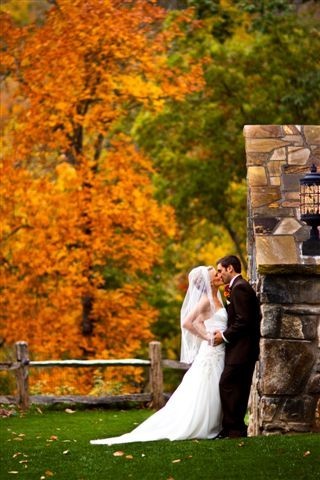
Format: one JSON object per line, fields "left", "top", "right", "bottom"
{"left": 219, "top": 275, "right": 261, "bottom": 437}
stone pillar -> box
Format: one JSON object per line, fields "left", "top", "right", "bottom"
{"left": 244, "top": 125, "right": 320, "bottom": 435}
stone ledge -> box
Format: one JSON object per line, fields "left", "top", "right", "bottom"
{"left": 258, "top": 264, "right": 320, "bottom": 274}
{"left": 243, "top": 125, "right": 284, "bottom": 138}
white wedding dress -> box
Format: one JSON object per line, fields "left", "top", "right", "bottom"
{"left": 90, "top": 308, "right": 227, "bottom": 445}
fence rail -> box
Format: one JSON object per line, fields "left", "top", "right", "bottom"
{"left": 0, "top": 341, "right": 189, "bottom": 410}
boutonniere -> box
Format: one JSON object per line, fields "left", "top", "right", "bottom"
{"left": 224, "top": 284, "right": 231, "bottom": 304}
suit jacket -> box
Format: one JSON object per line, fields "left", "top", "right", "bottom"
{"left": 224, "top": 275, "right": 261, "bottom": 365}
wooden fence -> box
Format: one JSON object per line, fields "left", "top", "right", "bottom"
{"left": 0, "top": 341, "right": 189, "bottom": 410}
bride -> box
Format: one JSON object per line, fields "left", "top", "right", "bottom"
{"left": 90, "top": 265, "right": 227, "bottom": 445}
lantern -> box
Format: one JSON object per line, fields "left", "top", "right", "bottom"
{"left": 299, "top": 164, "right": 320, "bottom": 255}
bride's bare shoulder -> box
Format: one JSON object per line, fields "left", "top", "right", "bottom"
{"left": 198, "top": 295, "right": 210, "bottom": 311}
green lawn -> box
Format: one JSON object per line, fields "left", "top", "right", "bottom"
{"left": 1, "top": 407, "right": 319, "bottom": 480}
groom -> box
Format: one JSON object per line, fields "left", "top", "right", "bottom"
{"left": 213, "top": 255, "right": 261, "bottom": 439}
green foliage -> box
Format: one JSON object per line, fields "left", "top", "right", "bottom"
{"left": 134, "top": 1, "right": 320, "bottom": 249}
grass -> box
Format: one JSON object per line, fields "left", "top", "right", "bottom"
{"left": 1, "top": 406, "right": 319, "bottom": 480}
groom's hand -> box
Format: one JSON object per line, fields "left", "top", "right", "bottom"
{"left": 213, "top": 331, "right": 224, "bottom": 346}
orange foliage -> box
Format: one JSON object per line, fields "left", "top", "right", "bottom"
{"left": 0, "top": 0, "right": 203, "bottom": 393}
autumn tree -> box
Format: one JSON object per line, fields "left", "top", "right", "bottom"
{"left": 0, "top": 0, "right": 203, "bottom": 393}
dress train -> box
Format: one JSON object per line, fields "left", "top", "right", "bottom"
{"left": 90, "top": 309, "right": 227, "bottom": 445}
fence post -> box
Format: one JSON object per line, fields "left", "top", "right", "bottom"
{"left": 149, "top": 341, "right": 165, "bottom": 410}
{"left": 15, "top": 341, "right": 30, "bottom": 409}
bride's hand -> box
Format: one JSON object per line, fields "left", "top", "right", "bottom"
{"left": 206, "top": 332, "right": 214, "bottom": 346}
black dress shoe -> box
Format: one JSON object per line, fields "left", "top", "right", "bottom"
{"left": 228, "top": 429, "right": 248, "bottom": 438}
{"left": 214, "top": 430, "right": 229, "bottom": 440}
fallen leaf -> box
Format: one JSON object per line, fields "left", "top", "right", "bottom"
{"left": 12, "top": 452, "right": 22, "bottom": 458}
{"left": 125, "top": 455, "right": 133, "bottom": 459}
{"left": 303, "top": 451, "right": 311, "bottom": 457}
{"left": 36, "top": 407, "right": 43, "bottom": 414}
{"left": 45, "top": 470, "right": 54, "bottom": 476}
{"left": 172, "top": 459, "right": 181, "bottom": 463}
{"left": 8, "top": 472, "right": 19, "bottom": 475}
{"left": 238, "top": 442, "right": 245, "bottom": 447}
{"left": 19, "top": 460, "right": 28, "bottom": 464}
{"left": 0, "top": 408, "right": 14, "bottom": 417}
{"left": 63, "top": 450, "right": 70, "bottom": 455}
{"left": 50, "top": 435, "right": 58, "bottom": 441}
{"left": 13, "top": 437, "right": 23, "bottom": 441}
{"left": 113, "top": 451, "right": 125, "bottom": 456}
{"left": 65, "top": 408, "right": 75, "bottom": 414}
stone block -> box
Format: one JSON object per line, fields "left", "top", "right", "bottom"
{"left": 279, "top": 395, "right": 316, "bottom": 423}
{"left": 250, "top": 186, "right": 281, "bottom": 208}
{"left": 254, "top": 206, "right": 295, "bottom": 217}
{"left": 267, "top": 160, "right": 286, "bottom": 177}
{"left": 259, "top": 339, "right": 314, "bottom": 395}
{"left": 281, "top": 173, "right": 301, "bottom": 191}
{"left": 261, "top": 421, "right": 288, "bottom": 434}
{"left": 283, "top": 164, "right": 308, "bottom": 174}
{"left": 307, "top": 374, "right": 320, "bottom": 394}
{"left": 246, "top": 138, "right": 291, "bottom": 153}
{"left": 294, "top": 225, "right": 310, "bottom": 242}
{"left": 270, "top": 147, "right": 286, "bottom": 161}
{"left": 284, "top": 125, "right": 301, "bottom": 135}
{"left": 285, "top": 422, "right": 313, "bottom": 433}
{"left": 259, "top": 396, "right": 281, "bottom": 422}
{"left": 260, "top": 304, "right": 281, "bottom": 337}
{"left": 261, "top": 304, "right": 318, "bottom": 340}
{"left": 281, "top": 313, "right": 318, "bottom": 340}
{"left": 273, "top": 218, "right": 301, "bottom": 235}
{"left": 281, "top": 200, "right": 300, "bottom": 208}
{"left": 254, "top": 217, "right": 279, "bottom": 235}
{"left": 279, "top": 315, "right": 304, "bottom": 339}
{"left": 310, "top": 146, "right": 320, "bottom": 162}
{"left": 314, "top": 398, "right": 320, "bottom": 431}
{"left": 255, "top": 236, "right": 298, "bottom": 266}
{"left": 247, "top": 166, "right": 268, "bottom": 186}
{"left": 282, "top": 135, "right": 304, "bottom": 145}
{"left": 270, "top": 177, "right": 281, "bottom": 186}
{"left": 260, "top": 275, "right": 320, "bottom": 304}
{"left": 304, "top": 126, "right": 320, "bottom": 145}
{"left": 288, "top": 147, "right": 310, "bottom": 165}
{"left": 269, "top": 200, "right": 282, "bottom": 208}
{"left": 243, "top": 125, "right": 283, "bottom": 138}
{"left": 246, "top": 152, "right": 270, "bottom": 166}
{"left": 283, "top": 192, "right": 300, "bottom": 201}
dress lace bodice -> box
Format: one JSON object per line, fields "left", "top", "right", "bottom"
{"left": 204, "top": 307, "right": 227, "bottom": 333}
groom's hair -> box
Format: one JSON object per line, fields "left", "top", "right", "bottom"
{"left": 217, "top": 255, "right": 241, "bottom": 273}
